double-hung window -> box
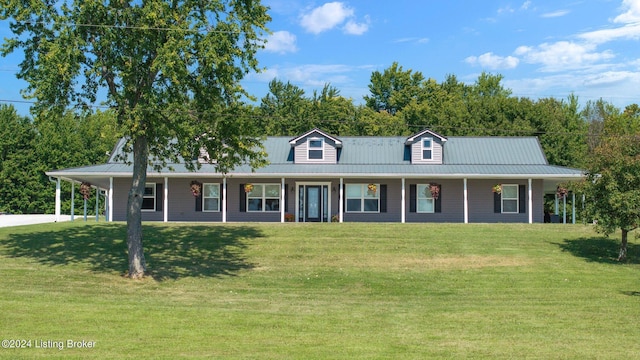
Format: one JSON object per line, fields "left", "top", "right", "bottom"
{"left": 308, "top": 138, "right": 324, "bottom": 160}
{"left": 247, "top": 184, "right": 280, "bottom": 212}
{"left": 346, "top": 184, "right": 379, "bottom": 212}
{"left": 501, "top": 184, "right": 519, "bottom": 213}
{"left": 203, "top": 183, "right": 220, "bottom": 212}
{"left": 416, "top": 184, "right": 435, "bottom": 213}
{"left": 422, "top": 138, "right": 433, "bottom": 160}
{"left": 142, "top": 183, "right": 156, "bottom": 211}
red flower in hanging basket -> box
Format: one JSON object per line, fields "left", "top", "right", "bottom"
{"left": 190, "top": 180, "right": 202, "bottom": 197}
{"left": 429, "top": 183, "right": 441, "bottom": 200}
{"left": 556, "top": 186, "right": 568, "bottom": 199}
{"left": 80, "top": 182, "right": 92, "bottom": 200}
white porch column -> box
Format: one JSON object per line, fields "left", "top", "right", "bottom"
{"left": 222, "top": 177, "right": 227, "bottom": 223}
{"left": 528, "top": 178, "right": 533, "bottom": 224}
{"left": 401, "top": 178, "right": 406, "bottom": 223}
{"left": 163, "top": 177, "right": 169, "bottom": 222}
{"left": 108, "top": 177, "right": 113, "bottom": 222}
{"left": 339, "top": 178, "right": 344, "bottom": 223}
{"left": 281, "top": 178, "right": 285, "bottom": 223}
{"left": 71, "top": 182, "right": 75, "bottom": 221}
{"left": 563, "top": 195, "right": 567, "bottom": 224}
{"left": 463, "top": 178, "right": 468, "bottom": 224}
{"left": 55, "top": 178, "right": 61, "bottom": 222}
{"left": 572, "top": 192, "right": 576, "bottom": 224}
{"left": 95, "top": 188, "right": 100, "bottom": 222}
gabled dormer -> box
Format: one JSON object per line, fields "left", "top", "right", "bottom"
{"left": 405, "top": 129, "right": 447, "bottom": 164}
{"left": 289, "top": 128, "right": 342, "bottom": 164}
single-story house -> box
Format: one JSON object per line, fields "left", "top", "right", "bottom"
{"left": 46, "top": 128, "right": 584, "bottom": 223}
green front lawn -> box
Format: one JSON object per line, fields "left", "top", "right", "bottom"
{"left": 0, "top": 222, "right": 638, "bottom": 359}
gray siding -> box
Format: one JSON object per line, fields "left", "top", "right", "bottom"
{"left": 293, "top": 135, "right": 338, "bottom": 164}
{"left": 225, "top": 178, "right": 285, "bottom": 222}
{"left": 110, "top": 177, "right": 545, "bottom": 223}
{"left": 342, "top": 179, "right": 402, "bottom": 222}
{"left": 411, "top": 137, "right": 444, "bottom": 164}
{"left": 405, "top": 179, "right": 464, "bottom": 223}
{"left": 467, "top": 179, "right": 543, "bottom": 223}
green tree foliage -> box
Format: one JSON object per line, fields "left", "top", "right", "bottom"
{"left": 364, "top": 61, "right": 426, "bottom": 114}
{"left": 259, "top": 79, "right": 310, "bottom": 135}
{"left": 581, "top": 133, "right": 640, "bottom": 261}
{"left": 0, "top": 105, "right": 47, "bottom": 213}
{"left": 532, "top": 96, "right": 588, "bottom": 168}
{"left": 0, "top": 106, "right": 121, "bottom": 214}
{"left": 1, "top": 0, "right": 271, "bottom": 278}
{"left": 581, "top": 99, "right": 619, "bottom": 153}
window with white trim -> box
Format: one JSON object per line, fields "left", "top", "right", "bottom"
{"left": 247, "top": 184, "right": 280, "bottom": 212}
{"left": 501, "top": 184, "right": 518, "bottom": 213}
{"left": 142, "top": 183, "right": 156, "bottom": 211}
{"left": 346, "top": 184, "right": 379, "bottom": 212}
{"left": 308, "top": 138, "right": 324, "bottom": 160}
{"left": 422, "top": 138, "right": 433, "bottom": 160}
{"left": 416, "top": 184, "right": 435, "bottom": 213}
{"left": 203, "top": 183, "right": 220, "bottom": 212}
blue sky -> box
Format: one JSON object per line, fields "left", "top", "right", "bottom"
{"left": 2, "top": 0, "right": 640, "bottom": 116}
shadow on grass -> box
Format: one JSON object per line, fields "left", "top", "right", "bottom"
{"left": 555, "top": 236, "right": 640, "bottom": 265}
{"left": 1, "top": 223, "right": 263, "bottom": 281}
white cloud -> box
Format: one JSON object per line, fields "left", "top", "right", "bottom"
{"left": 394, "top": 37, "right": 429, "bottom": 44}
{"left": 264, "top": 31, "right": 298, "bottom": 54}
{"left": 465, "top": 52, "right": 520, "bottom": 70}
{"left": 521, "top": 1, "right": 532, "bottom": 11}
{"left": 344, "top": 17, "right": 369, "bottom": 35}
{"left": 300, "top": 2, "right": 354, "bottom": 34}
{"left": 514, "top": 41, "right": 614, "bottom": 71}
{"left": 578, "top": 22, "right": 640, "bottom": 44}
{"left": 541, "top": 10, "right": 570, "bottom": 18}
{"left": 299, "top": 2, "right": 369, "bottom": 35}
{"left": 613, "top": 0, "right": 640, "bottom": 23}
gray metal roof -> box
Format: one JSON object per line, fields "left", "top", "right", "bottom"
{"left": 444, "top": 137, "right": 547, "bottom": 165}
{"left": 47, "top": 134, "right": 584, "bottom": 189}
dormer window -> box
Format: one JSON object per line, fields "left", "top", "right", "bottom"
{"left": 422, "top": 138, "right": 433, "bottom": 160}
{"left": 308, "top": 138, "right": 324, "bottom": 160}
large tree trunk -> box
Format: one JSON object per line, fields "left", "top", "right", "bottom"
{"left": 618, "top": 229, "right": 628, "bottom": 262}
{"left": 126, "top": 135, "right": 148, "bottom": 278}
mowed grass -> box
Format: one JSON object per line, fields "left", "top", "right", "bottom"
{"left": 0, "top": 222, "right": 639, "bottom": 359}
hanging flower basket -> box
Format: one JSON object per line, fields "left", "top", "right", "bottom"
{"left": 367, "top": 183, "right": 377, "bottom": 195}
{"left": 429, "top": 183, "right": 441, "bottom": 200}
{"left": 492, "top": 184, "right": 502, "bottom": 194}
{"left": 80, "top": 182, "right": 92, "bottom": 200}
{"left": 244, "top": 183, "right": 254, "bottom": 193}
{"left": 556, "top": 185, "right": 568, "bottom": 199}
{"left": 190, "top": 180, "right": 202, "bottom": 197}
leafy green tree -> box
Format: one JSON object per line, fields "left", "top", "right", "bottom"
{"left": 308, "top": 84, "right": 357, "bottom": 135}
{"left": 0, "top": 104, "right": 47, "bottom": 213}
{"left": 1, "top": 0, "right": 270, "bottom": 278}
{"left": 364, "top": 62, "right": 426, "bottom": 114}
{"left": 581, "top": 133, "right": 640, "bottom": 261}
{"left": 581, "top": 99, "right": 619, "bottom": 153}
{"left": 259, "top": 79, "right": 310, "bottom": 135}
{"left": 34, "top": 110, "right": 122, "bottom": 215}
{"left": 532, "top": 96, "right": 588, "bottom": 168}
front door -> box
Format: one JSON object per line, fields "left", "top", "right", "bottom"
{"left": 305, "top": 186, "right": 322, "bottom": 222}
{"left": 297, "top": 183, "right": 330, "bottom": 222}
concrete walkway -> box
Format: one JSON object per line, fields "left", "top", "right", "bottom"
{"left": 0, "top": 214, "right": 72, "bottom": 228}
